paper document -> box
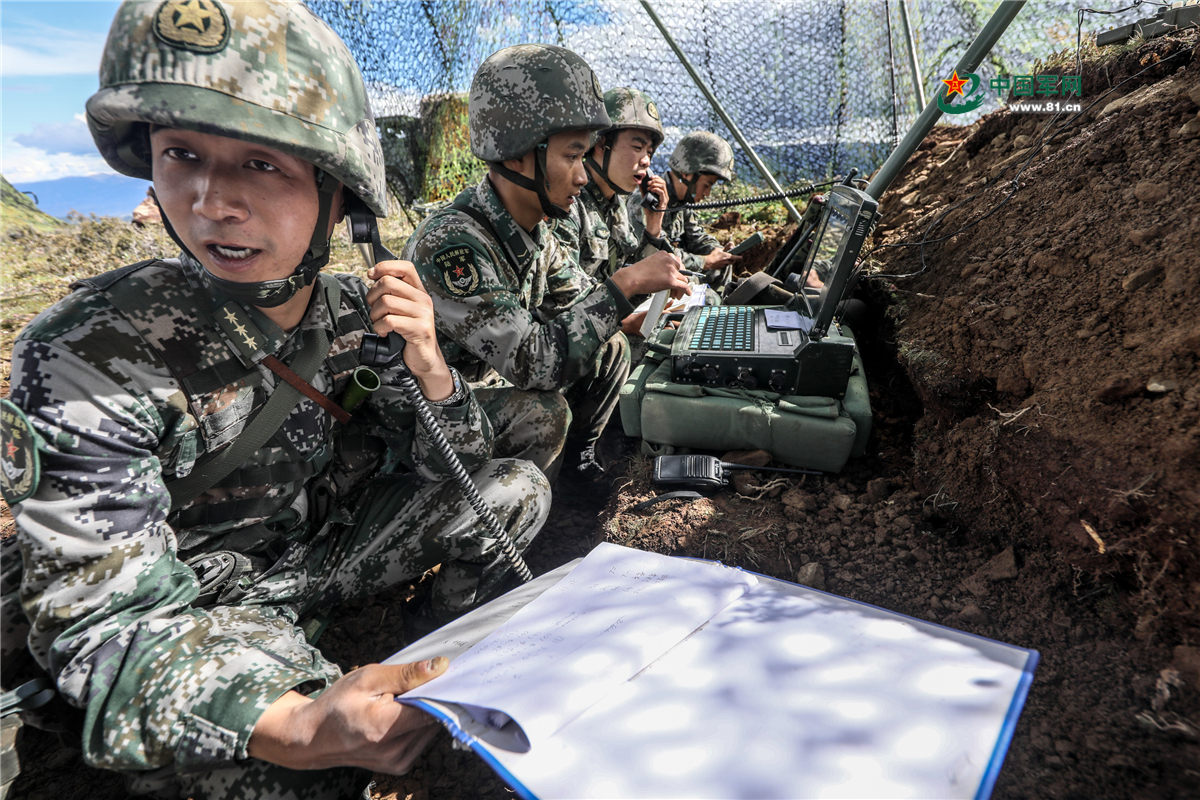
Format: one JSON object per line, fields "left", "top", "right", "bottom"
{"left": 398, "top": 543, "right": 756, "bottom": 747}
{"left": 389, "top": 548, "right": 1037, "bottom": 800}
{"left": 764, "top": 309, "right": 814, "bottom": 331}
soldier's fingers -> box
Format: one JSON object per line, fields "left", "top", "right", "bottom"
{"left": 369, "top": 260, "right": 425, "bottom": 291}
{"left": 366, "top": 275, "right": 434, "bottom": 310}
{"left": 359, "top": 659, "right": 449, "bottom": 697}
{"left": 369, "top": 286, "right": 433, "bottom": 319}
{"left": 376, "top": 724, "right": 442, "bottom": 775}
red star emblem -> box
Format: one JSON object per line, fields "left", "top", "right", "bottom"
{"left": 5, "top": 441, "right": 18, "bottom": 459}
{"left": 453, "top": 264, "right": 466, "bottom": 277}
{"left": 942, "top": 70, "right": 969, "bottom": 98}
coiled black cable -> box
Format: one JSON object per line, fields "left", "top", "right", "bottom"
{"left": 393, "top": 371, "right": 533, "bottom": 585}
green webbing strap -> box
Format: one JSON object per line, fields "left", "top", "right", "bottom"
{"left": 166, "top": 276, "right": 341, "bottom": 512}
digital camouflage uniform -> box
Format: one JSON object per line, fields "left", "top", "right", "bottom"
{"left": 551, "top": 180, "right": 667, "bottom": 281}
{"left": 403, "top": 45, "right": 632, "bottom": 456}
{"left": 553, "top": 87, "right": 668, "bottom": 281}
{"left": 403, "top": 178, "right": 633, "bottom": 452}
{"left": 630, "top": 131, "right": 735, "bottom": 272}
{"left": 1, "top": 3, "right": 550, "bottom": 799}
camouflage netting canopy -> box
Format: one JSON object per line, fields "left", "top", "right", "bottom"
{"left": 308, "top": 0, "right": 1147, "bottom": 210}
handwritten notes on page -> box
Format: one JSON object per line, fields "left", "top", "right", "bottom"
{"left": 398, "top": 543, "right": 757, "bottom": 747}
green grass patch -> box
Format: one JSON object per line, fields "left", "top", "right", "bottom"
{"left": 2, "top": 174, "right": 63, "bottom": 234}
{"left": 0, "top": 210, "right": 416, "bottom": 389}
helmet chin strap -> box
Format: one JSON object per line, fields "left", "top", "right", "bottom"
{"left": 584, "top": 134, "right": 629, "bottom": 197}
{"left": 491, "top": 141, "right": 572, "bottom": 220}
{"left": 667, "top": 170, "right": 700, "bottom": 206}
{"left": 150, "top": 173, "right": 339, "bottom": 308}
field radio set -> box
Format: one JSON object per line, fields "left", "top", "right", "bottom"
{"left": 620, "top": 1, "right": 1024, "bottom": 472}
{"left": 668, "top": 183, "right": 878, "bottom": 398}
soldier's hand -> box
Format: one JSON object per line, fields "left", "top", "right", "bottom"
{"left": 366, "top": 260, "right": 456, "bottom": 401}
{"left": 611, "top": 250, "right": 691, "bottom": 300}
{"left": 248, "top": 658, "right": 449, "bottom": 774}
{"left": 621, "top": 310, "right": 649, "bottom": 338}
{"left": 702, "top": 248, "right": 742, "bottom": 270}
{"left": 642, "top": 174, "right": 669, "bottom": 213}
{"left": 641, "top": 174, "right": 669, "bottom": 238}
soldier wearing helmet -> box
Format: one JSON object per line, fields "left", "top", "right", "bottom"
{"left": 2, "top": 2, "right": 550, "bottom": 797}
{"left": 552, "top": 88, "right": 673, "bottom": 287}
{"left": 630, "top": 130, "right": 743, "bottom": 274}
{"left": 404, "top": 46, "right": 689, "bottom": 480}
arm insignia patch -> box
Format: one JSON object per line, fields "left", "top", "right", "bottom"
{"left": 434, "top": 246, "right": 482, "bottom": 297}
{"left": 0, "top": 399, "right": 41, "bottom": 505}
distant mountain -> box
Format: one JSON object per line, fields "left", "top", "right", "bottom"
{"left": 9, "top": 174, "right": 151, "bottom": 220}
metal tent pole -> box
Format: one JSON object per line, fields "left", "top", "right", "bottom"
{"left": 866, "top": 0, "right": 1026, "bottom": 200}
{"left": 639, "top": 0, "right": 802, "bottom": 224}
{"left": 899, "top": 0, "right": 927, "bottom": 112}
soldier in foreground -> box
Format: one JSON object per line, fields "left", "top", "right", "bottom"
{"left": 404, "top": 45, "right": 689, "bottom": 479}
{"left": 630, "top": 130, "right": 743, "bottom": 274}
{"left": 2, "top": 2, "right": 549, "bottom": 797}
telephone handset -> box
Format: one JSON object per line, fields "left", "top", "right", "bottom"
{"left": 346, "top": 199, "right": 407, "bottom": 369}
{"left": 344, "top": 198, "right": 533, "bottom": 589}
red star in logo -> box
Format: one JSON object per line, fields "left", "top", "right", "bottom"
{"left": 5, "top": 441, "right": 18, "bottom": 459}
{"left": 453, "top": 265, "right": 466, "bottom": 278}
{"left": 942, "top": 70, "right": 969, "bottom": 98}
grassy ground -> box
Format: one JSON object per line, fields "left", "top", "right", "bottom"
{"left": 0, "top": 211, "right": 417, "bottom": 389}
{"left": 1, "top": 174, "right": 62, "bottom": 235}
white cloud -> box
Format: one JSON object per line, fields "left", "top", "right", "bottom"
{"left": 2, "top": 21, "right": 106, "bottom": 76}
{"left": 1, "top": 139, "right": 116, "bottom": 183}
{"left": 12, "top": 114, "right": 96, "bottom": 155}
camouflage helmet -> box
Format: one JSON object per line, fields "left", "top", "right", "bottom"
{"left": 668, "top": 131, "right": 735, "bottom": 182}
{"left": 468, "top": 44, "right": 611, "bottom": 162}
{"left": 86, "top": 0, "right": 388, "bottom": 218}
{"left": 601, "top": 88, "right": 665, "bottom": 149}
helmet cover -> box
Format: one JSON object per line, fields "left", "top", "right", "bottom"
{"left": 87, "top": 0, "right": 388, "bottom": 217}
{"left": 468, "top": 44, "right": 610, "bottom": 162}
{"left": 668, "top": 131, "right": 735, "bottom": 182}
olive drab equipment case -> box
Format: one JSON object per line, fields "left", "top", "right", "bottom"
{"left": 619, "top": 184, "right": 877, "bottom": 472}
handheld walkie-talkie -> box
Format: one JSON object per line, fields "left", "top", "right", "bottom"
{"left": 651, "top": 455, "right": 822, "bottom": 494}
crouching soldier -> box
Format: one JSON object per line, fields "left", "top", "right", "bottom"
{"left": 1, "top": 2, "right": 549, "bottom": 798}
{"left": 403, "top": 45, "right": 689, "bottom": 480}
{"left": 630, "top": 131, "right": 743, "bottom": 274}
{"left": 553, "top": 87, "right": 673, "bottom": 284}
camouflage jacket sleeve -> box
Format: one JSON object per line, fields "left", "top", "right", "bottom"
{"left": 8, "top": 309, "right": 340, "bottom": 773}
{"left": 627, "top": 191, "right": 692, "bottom": 269}
{"left": 404, "top": 216, "right": 631, "bottom": 391}
{"left": 337, "top": 275, "right": 494, "bottom": 479}
{"left": 676, "top": 207, "right": 720, "bottom": 263}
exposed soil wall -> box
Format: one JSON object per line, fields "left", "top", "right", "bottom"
{"left": 872, "top": 33, "right": 1200, "bottom": 647}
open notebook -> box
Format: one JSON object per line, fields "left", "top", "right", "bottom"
{"left": 388, "top": 543, "right": 1037, "bottom": 800}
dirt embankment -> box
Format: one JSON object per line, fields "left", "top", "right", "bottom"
{"left": 872, "top": 34, "right": 1200, "bottom": 646}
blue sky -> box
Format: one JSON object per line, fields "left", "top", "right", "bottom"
{"left": 2, "top": 1, "right": 122, "bottom": 183}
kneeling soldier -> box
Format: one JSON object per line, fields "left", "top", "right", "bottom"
{"left": 404, "top": 45, "right": 689, "bottom": 479}
{"left": 630, "top": 130, "right": 743, "bottom": 274}
{"left": 2, "top": 2, "right": 549, "bottom": 797}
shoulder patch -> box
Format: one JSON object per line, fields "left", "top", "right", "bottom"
{"left": 434, "top": 246, "right": 482, "bottom": 297}
{"left": 0, "top": 399, "right": 41, "bottom": 505}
